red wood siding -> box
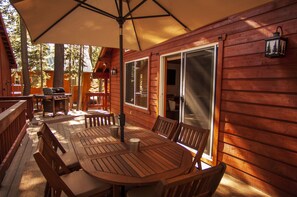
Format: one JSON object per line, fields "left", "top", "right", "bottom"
{"left": 0, "top": 34, "right": 12, "bottom": 96}
{"left": 109, "top": 1, "right": 297, "bottom": 196}
{"left": 0, "top": 13, "right": 16, "bottom": 96}
{"left": 218, "top": 1, "right": 297, "bottom": 196}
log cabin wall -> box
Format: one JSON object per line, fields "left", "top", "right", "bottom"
{"left": 0, "top": 29, "right": 12, "bottom": 96}
{"left": 109, "top": 1, "right": 297, "bottom": 196}
{"left": 0, "top": 13, "right": 16, "bottom": 96}
{"left": 110, "top": 49, "right": 158, "bottom": 128}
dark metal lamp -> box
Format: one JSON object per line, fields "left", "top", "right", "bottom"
{"left": 111, "top": 68, "right": 117, "bottom": 75}
{"left": 265, "top": 26, "right": 287, "bottom": 58}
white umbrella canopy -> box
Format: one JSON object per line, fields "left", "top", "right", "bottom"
{"left": 11, "top": 0, "right": 272, "bottom": 50}
{"left": 11, "top": 0, "right": 272, "bottom": 141}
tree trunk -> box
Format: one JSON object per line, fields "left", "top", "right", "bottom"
{"left": 40, "top": 44, "right": 43, "bottom": 89}
{"left": 69, "top": 45, "right": 73, "bottom": 108}
{"left": 77, "top": 45, "right": 83, "bottom": 110}
{"left": 53, "top": 44, "right": 64, "bottom": 87}
{"left": 20, "top": 18, "right": 31, "bottom": 95}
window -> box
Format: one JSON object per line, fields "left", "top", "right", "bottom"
{"left": 125, "top": 58, "right": 148, "bottom": 109}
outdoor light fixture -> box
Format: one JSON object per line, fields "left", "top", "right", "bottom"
{"left": 265, "top": 26, "right": 287, "bottom": 58}
{"left": 111, "top": 68, "right": 117, "bottom": 75}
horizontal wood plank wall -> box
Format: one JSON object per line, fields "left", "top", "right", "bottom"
{"left": 0, "top": 35, "right": 12, "bottom": 96}
{"left": 110, "top": 50, "right": 157, "bottom": 129}
{"left": 219, "top": 0, "right": 297, "bottom": 196}
{"left": 109, "top": 0, "right": 297, "bottom": 196}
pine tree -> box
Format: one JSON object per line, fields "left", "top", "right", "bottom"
{"left": 1, "top": 0, "right": 54, "bottom": 94}
{"left": 20, "top": 18, "right": 31, "bottom": 95}
{"left": 53, "top": 44, "right": 65, "bottom": 87}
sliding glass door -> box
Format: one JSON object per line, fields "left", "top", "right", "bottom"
{"left": 181, "top": 46, "right": 217, "bottom": 159}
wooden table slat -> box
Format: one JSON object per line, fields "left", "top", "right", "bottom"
{"left": 95, "top": 157, "right": 110, "bottom": 172}
{"left": 129, "top": 153, "right": 156, "bottom": 174}
{"left": 91, "top": 158, "right": 103, "bottom": 171}
{"left": 128, "top": 153, "right": 155, "bottom": 175}
{"left": 90, "top": 147, "right": 98, "bottom": 155}
{"left": 113, "top": 155, "right": 136, "bottom": 177}
{"left": 120, "top": 154, "right": 149, "bottom": 177}
{"left": 93, "top": 146, "right": 101, "bottom": 154}
{"left": 145, "top": 149, "right": 177, "bottom": 169}
{"left": 155, "top": 145, "right": 183, "bottom": 166}
{"left": 141, "top": 149, "right": 171, "bottom": 172}
{"left": 102, "top": 157, "right": 118, "bottom": 174}
{"left": 136, "top": 151, "right": 166, "bottom": 174}
{"left": 71, "top": 125, "right": 192, "bottom": 186}
{"left": 106, "top": 156, "right": 125, "bottom": 175}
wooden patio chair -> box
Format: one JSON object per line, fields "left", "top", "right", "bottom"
{"left": 127, "top": 162, "right": 226, "bottom": 197}
{"left": 172, "top": 122, "right": 209, "bottom": 171}
{"left": 84, "top": 113, "right": 116, "bottom": 128}
{"left": 151, "top": 115, "right": 178, "bottom": 140}
{"left": 37, "top": 123, "right": 80, "bottom": 172}
{"left": 34, "top": 138, "right": 112, "bottom": 197}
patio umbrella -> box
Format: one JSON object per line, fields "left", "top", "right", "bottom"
{"left": 10, "top": 0, "right": 272, "bottom": 142}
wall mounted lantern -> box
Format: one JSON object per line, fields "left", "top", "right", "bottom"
{"left": 111, "top": 68, "right": 117, "bottom": 75}
{"left": 265, "top": 26, "right": 287, "bottom": 58}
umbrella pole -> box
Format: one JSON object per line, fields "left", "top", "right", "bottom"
{"left": 119, "top": 0, "right": 125, "bottom": 142}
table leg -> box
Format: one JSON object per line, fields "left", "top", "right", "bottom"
{"left": 112, "top": 185, "right": 125, "bottom": 197}
{"left": 113, "top": 185, "right": 120, "bottom": 197}
{"left": 121, "top": 186, "right": 125, "bottom": 197}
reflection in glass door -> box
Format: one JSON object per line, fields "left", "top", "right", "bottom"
{"left": 181, "top": 46, "right": 217, "bottom": 159}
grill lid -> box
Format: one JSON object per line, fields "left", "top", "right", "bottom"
{"left": 43, "top": 87, "right": 65, "bottom": 95}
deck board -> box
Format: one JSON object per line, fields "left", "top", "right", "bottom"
{"left": 0, "top": 112, "right": 270, "bottom": 197}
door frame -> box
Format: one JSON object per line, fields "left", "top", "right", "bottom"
{"left": 159, "top": 43, "right": 220, "bottom": 166}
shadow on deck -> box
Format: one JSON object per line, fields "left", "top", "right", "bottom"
{"left": 0, "top": 111, "right": 269, "bottom": 197}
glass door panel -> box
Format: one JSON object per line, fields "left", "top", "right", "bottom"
{"left": 181, "top": 46, "right": 216, "bottom": 159}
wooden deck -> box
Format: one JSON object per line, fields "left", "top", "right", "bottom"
{"left": 0, "top": 111, "right": 270, "bottom": 197}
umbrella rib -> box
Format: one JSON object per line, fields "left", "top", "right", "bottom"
{"left": 34, "top": 1, "right": 86, "bottom": 42}
{"left": 152, "top": 0, "right": 191, "bottom": 32}
{"left": 126, "top": 14, "right": 169, "bottom": 20}
{"left": 115, "top": 0, "right": 120, "bottom": 16}
{"left": 80, "top": 5, "right": 117, "bottom": 20}
{"left": 74, "top": 0, "right": 117, "bottom": 19}
{"left": 124, "top": 0, "right": 147, "bottom": 19}
{"left": 126, "top": 2, "right": 142, "bottom": 51}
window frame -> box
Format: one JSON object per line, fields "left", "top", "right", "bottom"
{"left": 124, "top": 57, "right": 149, "bottom": 110}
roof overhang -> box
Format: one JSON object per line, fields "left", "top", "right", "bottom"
{"left": 93, "top": 48, "right": 115, "bottom": 79}
{"left": 0, "top": 13, "right": 17, "bottom": 69}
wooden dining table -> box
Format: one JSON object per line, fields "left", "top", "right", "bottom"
{"left": 71, "top": 125, "right": 192, "bottom": 196}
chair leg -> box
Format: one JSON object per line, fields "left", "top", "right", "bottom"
{"left": 44, "top": 182, "right": 51, "bottom": 197}
{"left": 198, "top": 161, "right": 202, "bottom": 170}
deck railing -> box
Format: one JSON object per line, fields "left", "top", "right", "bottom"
{"left": 85, "top": 92, "right": 110, "bottom": 111}
{"left": 0, "top": 96, "right": 34, "bottom": 120}
{"left": 0, "top": 100, "right": 28, "bottom": 184}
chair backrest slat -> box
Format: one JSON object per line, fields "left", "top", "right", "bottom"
{"left": 85, "top": 113, "right": 116, "bottom": 128}
{"left": 152, "top": 116, "right": 178, "bottom": 140}
{"left": 161, "top": 162, "right": 226, "bottom": 197}
{"left": 172, "top": 122, "right": 209, "bottom": 171}
{"left": 34, "top": 138, "right": 74, "bottom": 196}
{"left": 37, "top": 123, "right": 66, "bottom": 153}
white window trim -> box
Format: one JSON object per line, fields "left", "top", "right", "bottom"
{"left": 124, "top": 57, "right": 149, "bottom": 110}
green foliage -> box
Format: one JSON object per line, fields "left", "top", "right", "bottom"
{"left": 65, "top": 44, "right": 81, "bottom": 80}
{"left": 29, "top": 44, "right": 52, "bottom": 87}
{"left": 1, "top": 0, "right": 54, "bottom": 88}
{"left": 89, "top": 78, "right": 100, "bottom": 93}
{"left": 89, "top": 46, "right": 101, "bottom": 67}
{"left": 0, "top": 0, "right": 21, "bottom": 67}
{"left": 1, "top": 1, "right": 102, "bottom": 90}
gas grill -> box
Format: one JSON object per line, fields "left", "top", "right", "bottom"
{"left": 42, "top": 87, "right": 69, "bottom": 117}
